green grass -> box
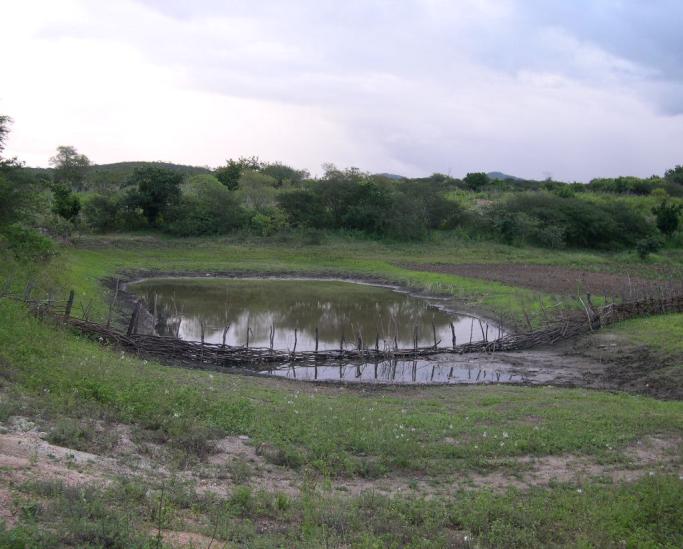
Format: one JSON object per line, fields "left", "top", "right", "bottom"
{"left": 2, "top": 299, "right": 682, "bottom": 477}
{"left": 610, "top": 313, "right": 683, "bottom": 355}
{"left": 3, "top": 470, "right": 682, "bottom": 547}
{"left": 2, "top": 234, "right": 683, "bottom": 546}
{"left": 7, "top": 231, "right": 682, "bottom": 330}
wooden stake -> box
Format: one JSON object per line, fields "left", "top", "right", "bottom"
{"left": 126, "top": 302, "right": 141, "bottom": 337}
{"left": 64, "top": 290, "right": 75, "bottom": 320}
{"left": 106, "top": 278, "right": 120, "bottom": 328}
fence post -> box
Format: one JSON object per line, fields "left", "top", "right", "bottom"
{"left": 126, "top": 302, "right": 141, "bottom": 337}
{"left": 64, "top": 290, "right": 75, "bottom": 320}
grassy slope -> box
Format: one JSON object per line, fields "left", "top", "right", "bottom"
{"left": 40, "top": 232, "right": 683, "bottom": 325}
{"left": 1, "top": 233, "right": 683, "bottom": 546}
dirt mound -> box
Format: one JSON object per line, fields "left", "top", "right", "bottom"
{"left": 406, "top": 263, "right": 680, "bottom": 297}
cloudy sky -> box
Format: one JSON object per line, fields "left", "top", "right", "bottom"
{"left": 1, "top": 0, "right": 682, "bottom": 181}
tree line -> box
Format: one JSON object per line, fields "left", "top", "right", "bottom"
{"left": 1, "top": 113, "right": 683, "bottom": 261}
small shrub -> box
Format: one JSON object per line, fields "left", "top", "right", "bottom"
{"left": 225, "top": 457, "right": 253, "bottom": 484}
{"left": 167, "top": 420, "right": 223, "bottom": 463}
{"left": 46, "top": 419, "right": 119, "bottom": 454}
{"left": 636, "top": 236, "right": 663, "bottom": 260}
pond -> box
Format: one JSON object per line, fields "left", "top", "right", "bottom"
{"left": 128, "top": 277, "right": 503, "bottom": 353}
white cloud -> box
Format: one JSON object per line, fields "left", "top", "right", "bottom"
{"left": 1, "top": 0, "right": 682, "bottom": 180}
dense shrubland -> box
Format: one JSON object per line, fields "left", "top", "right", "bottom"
{"left": 2, "top": 114, "right": 683, "bottom": 259}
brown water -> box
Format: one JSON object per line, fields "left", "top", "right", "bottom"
{"left": 128, "top": 278, "right": 503, "bottom": 352}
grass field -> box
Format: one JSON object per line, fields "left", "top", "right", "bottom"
{"left": 1, "top": 234, "right": 682, "bottom": 547}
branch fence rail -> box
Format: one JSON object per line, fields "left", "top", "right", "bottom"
{"left": 8, "top": 285, "right": 683, "bottom": 370}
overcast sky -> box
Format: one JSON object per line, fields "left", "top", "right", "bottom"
{"left": 1, "top": 0, "right": 682, "bottom": 181}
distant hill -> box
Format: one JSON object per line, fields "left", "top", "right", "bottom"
{"left": 487, "top": 171, "right": 522, "bottom": 181}
{"left": 375, "top": 172, "right": 406, "bottom": 180}
{"left": 20, "top": 161, "right": 211, "bottom": 190}
{"left": 87, "top": 162, "right": 211, "bottom": 188}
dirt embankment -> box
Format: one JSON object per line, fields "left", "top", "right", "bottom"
{"left": 404, "top": 263, "right": 683, "bottom": 297}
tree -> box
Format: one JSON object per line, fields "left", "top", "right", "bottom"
{"left": 664, "top": 165, "right": 683, "bottom": 186}
{"left": 49, "top": 145, "right": 91, "bottom": 191}
{"left": 127, "top": 166, "right": 182, "bottom": 226}
{"left": 260, "top": 162, "right": 309, "bottom": 187}
{"left": 0, "top": 116, "right": 39, "bottom": 228}
{"left": 463, "top": 172, "right": 489, "bottom": 191}
{"left": 214, "top": 160, "right": 242, "bottom": 190}
{"left": 165, "top": 175, "right": 247, "bottom": 236}
{"left": 52, "top": 183, "right": 81, "bottom": 221}
{"left": 215, "top": 156, "right": 262, "bottom": 191}
{"left": 0, "top": 115, "right": 11, "bottom": 156}
{"left": 652, "top": 200, "right": 683, "bottom": 237}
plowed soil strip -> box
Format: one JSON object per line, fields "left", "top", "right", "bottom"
{"left": 404, "top": 263, "right": 682, "bottom": 297}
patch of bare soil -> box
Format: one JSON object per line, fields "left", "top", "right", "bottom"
{"left": 558, "top": 333, "right": 683, "bottom": 400}
{"left": 155, "top": 529, "right": 217, "bottom": 548}
{"left": 0, "top": 416, "right": 680, "bottom": 512}
{"left": 405, "top": 263, "right": 682, "bottom": 297}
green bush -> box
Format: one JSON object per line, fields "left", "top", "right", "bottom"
{"left": 165, "top": 176, "right": 248, "bottom": 236}
{"left": 0, "top": 224, "right": 55, "bottom": 261}
{"left": 489, "top": 192, "right": 655, "bottom": 249}
{"left": 636, "top": 236, "right": 663, "bottom": 260}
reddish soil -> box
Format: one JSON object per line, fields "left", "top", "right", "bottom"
{"left": 406, "top": 263, "right": 682, "bottom": 297}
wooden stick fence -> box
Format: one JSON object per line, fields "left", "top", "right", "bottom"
{"left": 13, "top": 289, "right": 683, "bottom": 370}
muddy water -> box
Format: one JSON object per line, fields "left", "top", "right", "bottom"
{"left": 128, "top": 278, "right": 503, "bottom": 352}
{"left": 263, "top": 360, "right": 527, "bottom": 384}
{"left": 263, "top": 350, "right": 596, "bottom": 386}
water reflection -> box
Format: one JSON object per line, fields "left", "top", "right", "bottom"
{"left": 129, "top": 278, "right": 503, "bottom": 351}
{"left": 262, "top": 359, "right": 527, "bottom": 384}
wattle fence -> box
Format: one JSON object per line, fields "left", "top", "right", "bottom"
{"left": 14, "top": 287, "right": 683, "bottom": 369}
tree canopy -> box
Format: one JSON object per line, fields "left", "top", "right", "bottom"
{"left": 126, "top": 166, "right": 182, "bottom": 226}
{"left": 49, "top": 145, "right": 91, "bottom": 190}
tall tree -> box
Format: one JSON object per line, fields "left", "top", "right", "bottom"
{"left": 214, "top": 159, "right": 243, "bottom": 191}
{"left": 215, "top": 156, "right": 262, "bottom": 190}
{"left": 127, "top": 166, "right": 182, "bottom": 226}
{"left": 0, "top": 114, "right": 11, "bottom": 157}
{"left": 463, "top": 172, "right": 490, "bottom": 191}
{"left": 665, "top": 165, "right": 683, "bottom": 186}
{"left": 0, "top": 115, "right": 41, "bottom": 229}
{"left": 653, "top": 199, "right": 683, "bottom": 237}
{"left": 49, "top": 145, "right": 91, "bottom": 191}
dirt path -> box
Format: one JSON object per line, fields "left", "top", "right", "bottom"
{"left": 404, "top": 263, "right": 683, "bottom": 297}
